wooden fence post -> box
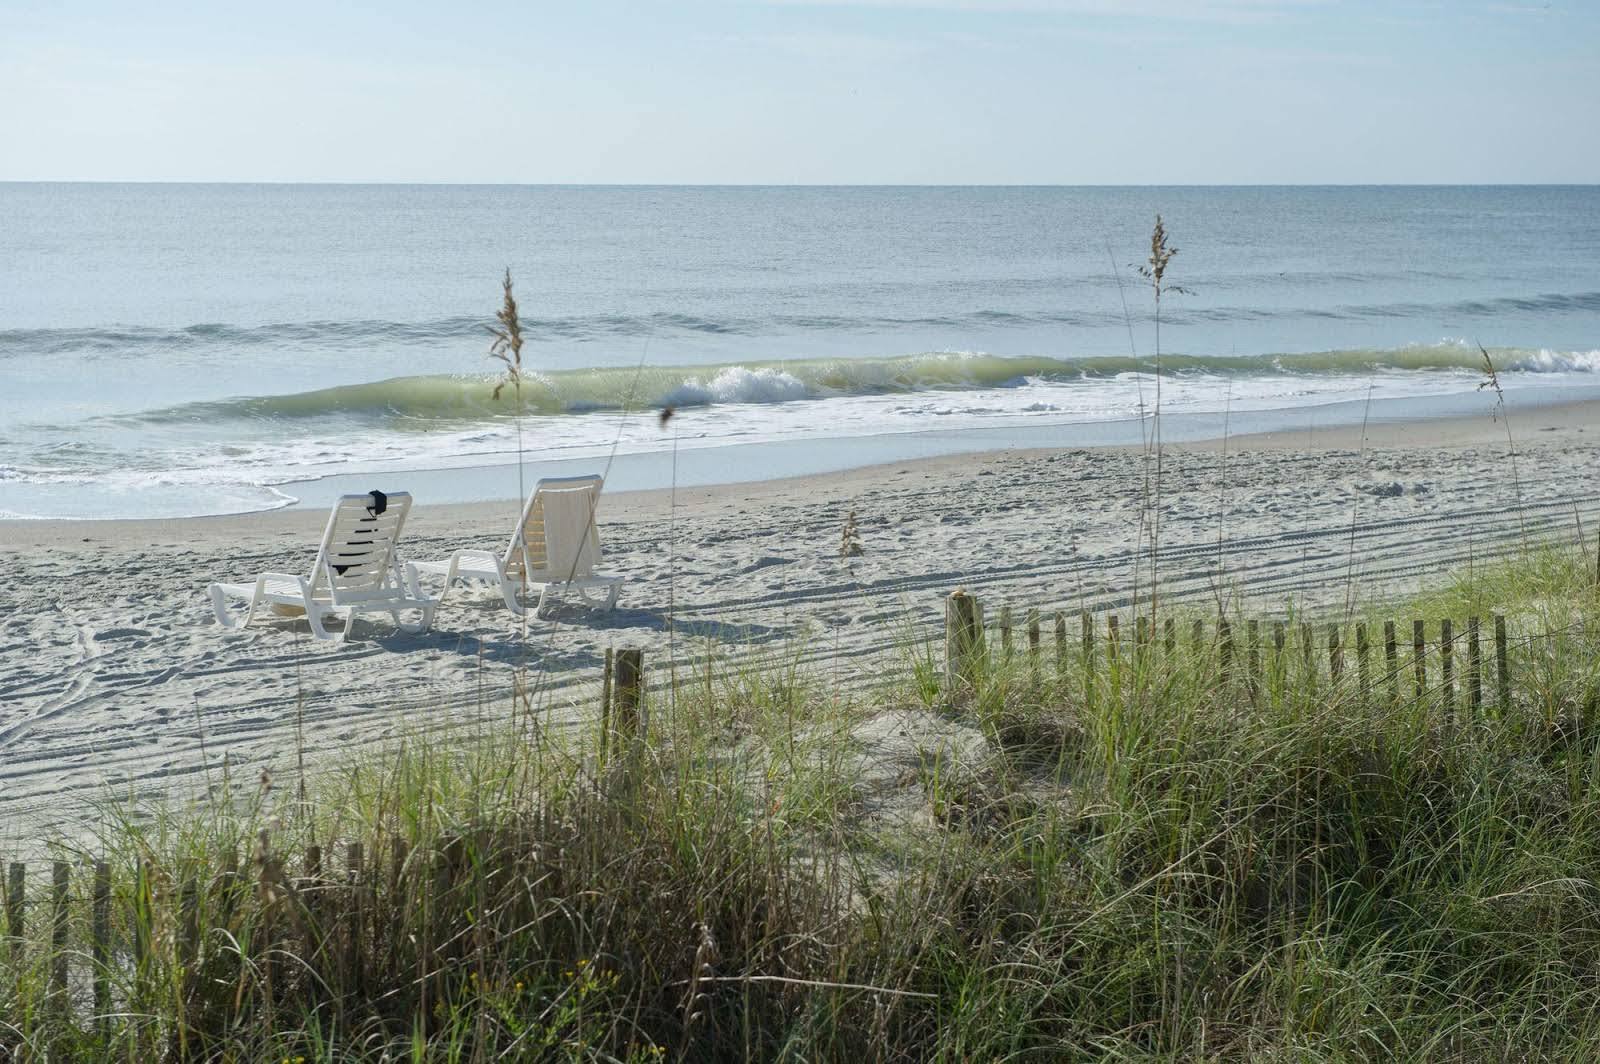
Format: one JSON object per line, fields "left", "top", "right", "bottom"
{"left": 1191, "top": 619, "right": 1205, "bottom": 656}
{"left": 1054, "top": 611, "right": 1068, "bottom": 677}
{"left": 1164, "top": 617, "right": 1177, "bottom": 657}
{"left": 998, "top": 606, "right": 1014, "bottom": 659}
{"left": 1300, "top": 622, "right": 1316, "bottom": 684}
{"left": 1495, "top": 614, "right": 1510, "bottom": 712}
{"left": 614, "top": 649, "right": 645, "bottom": 740}
{"left": 1413, "top": 620, "right": 1426, "bottom": 703}
{"left": 1135, "top": 615, "right": 1150, "bottom": 668}
{"left": 1467, "top": 616, "right": 1483, "bottom": 716}
{"left": 946, "top": 591, "right": 982, "bottom": 689}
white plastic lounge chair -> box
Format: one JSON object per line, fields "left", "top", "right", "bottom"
{"left": 209, "top": 491, "right": 437, "bottom": 642}
{"left": 405, "top": 474, "right": 624, "bottom": 618}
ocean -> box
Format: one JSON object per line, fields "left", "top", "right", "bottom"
{"left": 2, "top": 183, "right": 1598, "bottom": 519}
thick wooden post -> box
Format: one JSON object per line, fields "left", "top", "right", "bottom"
{"left": 1495, "top": 614, "right": 1510, "bottom": 711}
{"left": 1301, "top": 622, "right": 1316, "bottom": 684}
{"left": 1328, "top": 624, "right": 1343, "bottom": 685}
{"left": 1413, "top": 620, "right": 1426, "bottom": 702}
{"left": 998, "top": 606, "right": 1014, "bottom": 659}
{"left": 1054, "top": 611, "right": 1068, "bottom": 676}
{"left": 1164, "top": 617, "right": 1177, "bottom": 657}
{"left": 946, "top": 591, "right": 982, "bottom": 689}
{"left": 1467, "top": 616, "right": 1483, "bottom": 715}
{"left": 1191, "top": 619, "right": 1205, "bottom": 655}
{"left": 614, "top": 649, "right": 645, "bottom": 739}
{"left": 1135, "top": 615, "right": 1150, "bottom": 668}
{"left": 1027, "top": 609, "right": 1041, "bottom": 672}
{"left": 1356, "top": 623, "right": 1370, "bottom": 697}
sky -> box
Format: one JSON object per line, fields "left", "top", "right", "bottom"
{"left": 1, "top": 0, "right": 1596, "bottom": 184}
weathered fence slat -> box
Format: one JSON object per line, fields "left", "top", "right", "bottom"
{"left": 5, "top": 862, "right": 21, "bottom": 959}
{"left": 1356, "top": 623, "right": 1370, "bottom": 695}
{"left": 1441, "top": 619, "right": 1455, "bottom": 714}
{"left": 93, "top": 861, "right": 110, "bottom": 1023}
{"left": 50, "top": 861, "right": 68, "bottom": 1002}
{"left": 1054, "top": 611, "right": 1068, "bottom": 676}
{"left": 1413, "top": 620, "right": 1427, "bottom": 702}
{"left": 1467, "top": 616, "right": 1483, "bottom": 714}
{"left": 1495, "top": 613, "right": 1510, "bottom": 711}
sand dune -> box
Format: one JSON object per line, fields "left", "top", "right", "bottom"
{"left": 2, "top": 403, "right": 1597, "bottom": 855}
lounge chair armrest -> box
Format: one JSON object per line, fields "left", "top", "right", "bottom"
{"left": 454, "top": 548, "right": 503, "bottom": 566}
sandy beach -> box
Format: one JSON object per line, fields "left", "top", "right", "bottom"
{"left": 3, "top": 402, "right": 1598, "bottom": 851}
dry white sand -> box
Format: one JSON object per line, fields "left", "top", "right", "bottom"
{"left": 3, "top": 402, "right": 1598, "bottom": 853}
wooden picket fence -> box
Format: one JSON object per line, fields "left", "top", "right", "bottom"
{"left": 0, "top": 646, "right": 652, "bottom": 1035}
{"left": 946, "top": 589, "right": 1523, "bottom": 720}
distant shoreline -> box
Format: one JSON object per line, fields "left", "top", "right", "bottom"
{"left": 6, "top": 394, "right": 1594, "bottom": 542}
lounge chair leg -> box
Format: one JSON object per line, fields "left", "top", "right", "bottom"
{"left": 306, "top": 605, "right": 345, "bottom": 643}
{"left": 405, "top": 561, "right": 456, "bottom": 612}
{"left": 534, "top": 585, "right": 556, "bottom": 618}
{"left": 210, "top": 581, "right": 262, "bottom": 631}
{"left": 391, "top": 603, "right": 436, "bottom": 635}
{"left": 605, "top": 582, "right": 620, "bottom": 611}
{"left": 499, "top": 580, "right": 527, "bottom": 617}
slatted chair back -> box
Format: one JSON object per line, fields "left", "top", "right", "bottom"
{"left": 502, "top": 476, "right": 605, "bottom": 585}
{"left": 310, "top": 492, "right": 414, "bottom": 605}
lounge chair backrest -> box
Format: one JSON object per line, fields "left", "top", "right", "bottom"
{"left": 502, "top": 476, "right": 604, "bottom": 583}
{"left": 310, "top": 492, "right": 413, "bottom": 604}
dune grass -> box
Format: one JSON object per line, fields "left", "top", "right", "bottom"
{"left": 4, "top": 546, "right": 1600, "bottom": 1060}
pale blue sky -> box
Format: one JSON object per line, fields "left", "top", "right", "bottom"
{"left": 2, "top": 0, "right": 1595, "bottom": 183}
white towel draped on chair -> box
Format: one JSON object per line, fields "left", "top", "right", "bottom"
{"left": 405, "top": 475, "right": 624, "bottom": 618}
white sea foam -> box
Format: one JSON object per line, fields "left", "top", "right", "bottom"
{"left": 659, "top": 366, "right": 811, "bottom": 407}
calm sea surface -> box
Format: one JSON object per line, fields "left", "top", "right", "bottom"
{"left": 2, "top": 184, "right": 1598, "bottom": 518}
